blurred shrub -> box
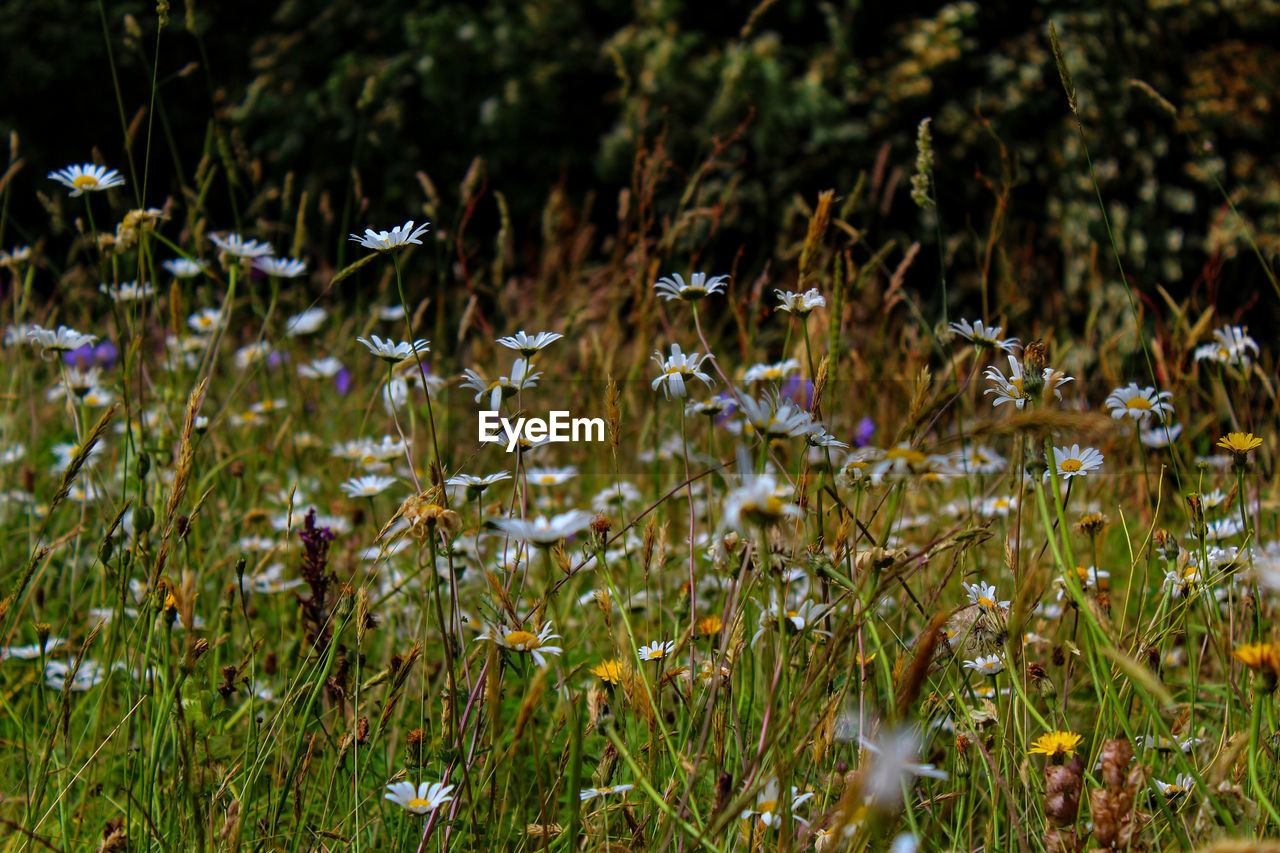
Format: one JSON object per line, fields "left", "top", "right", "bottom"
{"left": 3, "top": 0, "right": 1280, "bottom": 329}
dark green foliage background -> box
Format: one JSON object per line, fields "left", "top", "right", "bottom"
{"left": 4, "top": 0, "right": 1280, "bottom": 319}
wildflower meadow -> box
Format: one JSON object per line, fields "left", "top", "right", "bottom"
{"left": 2, "top": 4, "right": 1280, "bottom": 852}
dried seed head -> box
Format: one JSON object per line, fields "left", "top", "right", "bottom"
{"left": 1098, "top": 738, "right": 1134, "bottom": 792}
{"left": 1044, "top": 756, "right": 1083, "bottom": 827}
{"left": 1075, "top": 511, "right": 1110, "bottom": 538}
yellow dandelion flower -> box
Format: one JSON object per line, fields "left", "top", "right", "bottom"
{"left": 697, "top": 615, "right": 723, "bottom": 636}
{"left": 1217, "top": 432, "right": 1262, "bottom": 456}
{"left": 1232, "top": 642, "right": 1280, "bottom": 675}
{"left": 1029, "top": 731, "right": 1082, "bottom": 757}
{"left": 590, "top": 659, "right": 625, "bottom": 685}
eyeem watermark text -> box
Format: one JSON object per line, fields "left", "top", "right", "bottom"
{"left": 479, "top": 410, "right": 605, "bottom": 452}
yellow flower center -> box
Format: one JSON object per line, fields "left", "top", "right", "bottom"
{"left": 1010, "top": 377, "right": 1025, "bottom": 394}
{"left": 72, "top": 174, "right": 100, "bottom": 190}
{"left": 886, "top": 447, "right": 927, "bottom": 465}
{"left": 505, "top": 630, "right": 540, "bottom": 650}
{"left": 757, "top": 800, "right": 777, "bottom": 815}
{"left": 407, "top": 797, "right": 431, "bottom": 809}
{"left": 1125, "top": 398, "right": 1152, "bottom": 410}
{"left": 538, "top": 475, "right": 556, "bottom": 485}
{"left": 977, "top": 596, "right": 996, "bottom": 609}
{"left": 646, "top": 647, "right": 667, "bottom": 659}
{"left": 1060, "top": 459, "right": 1083, "bottom": 472}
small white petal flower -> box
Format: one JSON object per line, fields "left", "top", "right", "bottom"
{"left": 208, "top": 232, "right": 274, "bottom": 259}
{"left": 476, "top": 621, "right": 563, "bottom": 668}
{"left": 637, "top": 640, "right": 675, "bottom": 661}
{"left": 48, "top": 163, "right": 126, "bottom": 196}
{"left": 384, "top": 780, "right": 455, "bottom": 814}
{"left": 299, "top": 357, "right": 345, "bottom": 379}
{"left": 349, "top": 220, "right": 431, "bottom": 251}
{"left": 963, "top": 654, "right": 1005, "bottom": 676}
{"left": 253, "top": 256, "right": 308, "bottom": 278}
{"left": 949, "top": 319, "right": 1019, "bottom": 353}
{"left": 1105, "top": 383, "right": 1174, "bottom": 423}
{"left": 340, "top": 475, "right": 397, "bottom": 498}
{"left": 496, "top": 330, "right": 563, "bottom": 356}
{"left": 285, "top": 307, "right": 327, "bottom": 336}
{"left": 162, "top": 258, "right": 207, "bottom": 278}
{"left": 580, "top": 784, "right": 634, "bottom": 802}
{"left": 653, "top": 271, "right": 728, "bottom": 302}
{"left": 1048, "top": 445, "right": 1104, "bottom": 480}
{"left": 357, "top": 335, "right": 430, "bottom": 362}
{"left": 493, "top": 510, "right": 593, "bottom": 544}
{"left": 100, "top": 281, "right": 155, "bottom": 302}
{"left": 27, "top": 325, "right": 98, "bottom": 353}
{"left": 774, "top": 288, "right": 826, "bottom": 315}
{"left": 651, "top": 344, "right": 714, "bottom": 399}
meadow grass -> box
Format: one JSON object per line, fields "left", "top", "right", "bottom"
{"left": 1, "top": 17, "right": 1279, "bottom": 853}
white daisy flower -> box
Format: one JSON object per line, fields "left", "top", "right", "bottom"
{"left": 383, "top": 780, "right": 455, "bottom": 814}
{"left": 1048, "top": 445, "right": 1104, "bottom": 480}
{"left": 774, "top": 288, "right": 826, "bottom": 315}
{"left": 979, "top": 495, "right": 1018, "bottom": 517}
{"left": 983, "top": 355, "right": 1073, "bottom": 408}
{"left": 162, "top": 258, "right": 206, "bottom": 278}
{"left": 751, "top": 595, "right": 832, "bottom": 646}
{"left": 949, "top": 319, "right": 1019, "bottom": 353}
{"left": 963, "top": 654, "right": 1005, "bottom": 676}
{"left": 1140, "top": 422, "right": 1183, "bottom": 448}
{"left": 739, "top": 779, "right": 815, "bottom": 828}
{"left": 356, "top": 334, "right": 430, "bottom": 363}
{"left": 736, "top": 393, "right": 822, "bottom": 440}
{"left": 460, "top": 358, "right": 541, "bottom": 410}
{"left": 446, "top": 471, "right": 512, "bottom": 500}
{"left": 298, "top": 357, "right": 345, "bottom": 379}
{"left": 685, "top": 396, "right": 731, "bottom": 417}
{"left": 579, "top": 784, "right": 634, "bottom": 802}
{"left": 721, "top": 454, "right": 800, "bottom": 533}
{"left": 963, "top": 581, "right": 1009, "bottom": 611}
{"left": 743, "top": 358, "right": 800, "bottom": 383}
{"left": 858, "top": 729, "right": 949, "bottom": 809}
{"left": 527, "top": 466, "right": 577, "bottom": 487}
{"left": 1199, "top": 517, "right": 1243, "bottom": 541}
{"left": 188, "top": 308, "right": 225, "bottom": 334}
{"left": 48, "top": 163, "right": 126, "bottom": 196}
{"left": 592, "top": 481, "right": 642, "bottom": 512}
{"left": 246, "top": 563, "right": 304, "bottom": 594}
{"left": 349, "top": 220, "right": 430, "bottom": 251}
{"left": 653, "top": 271, "right": 728, "bottom": 302}
{"left": 1194, "top": 324, "right": 1259, "bottom": 368}
{"left": 285, "top": 307, "right": 327, "bottom": 336}
{"left": 493, "top": 510, "right": 593, "bottom": 544}
{"left": 650, "top": 344, "right": 714, "bottom": 399}
{"left": 637, "top": 640, "right": 675, "bottom": 661}
{"left": 0, "top": 637, "right": 67, "bottom": 660}
{"left": 373, "top": 304, "right": 408, "bottom": 321}
{"left": 340, "top": 475, "right": 397, "bottom": 498}
{"left": 496, "top": 330, "right": 563, "bottom": 356}
{"left": 100, "top": 281, "right": 155, "bottom": 302}
{"left": 477, "top": 621, "right": 563, "bottom": 667}
{"left": 208, "top": 232, "right": 274, "bottom": 259}
{"left": 1161, "top": 565, "right": 1202, "bottom": 599}
{"left": 1151, "top": 773, "right": 1194, "bottom": 799}
{"left": 27, "top": 325, "right": 99, "bottom": 354}
{"left": 237, "top": 535, "right": 278, "bottom": 552}
{"left": 1105, "top": 383, "right": 1174, "bottom": 423}
{"left": 234, "top": 342, "right": 274, "bottom": 370}
{"left": 45, "top": 659, "right": 109, "bottom": 691}
{"left": 253, "top": 256, "right": 308, "bottom": 278}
